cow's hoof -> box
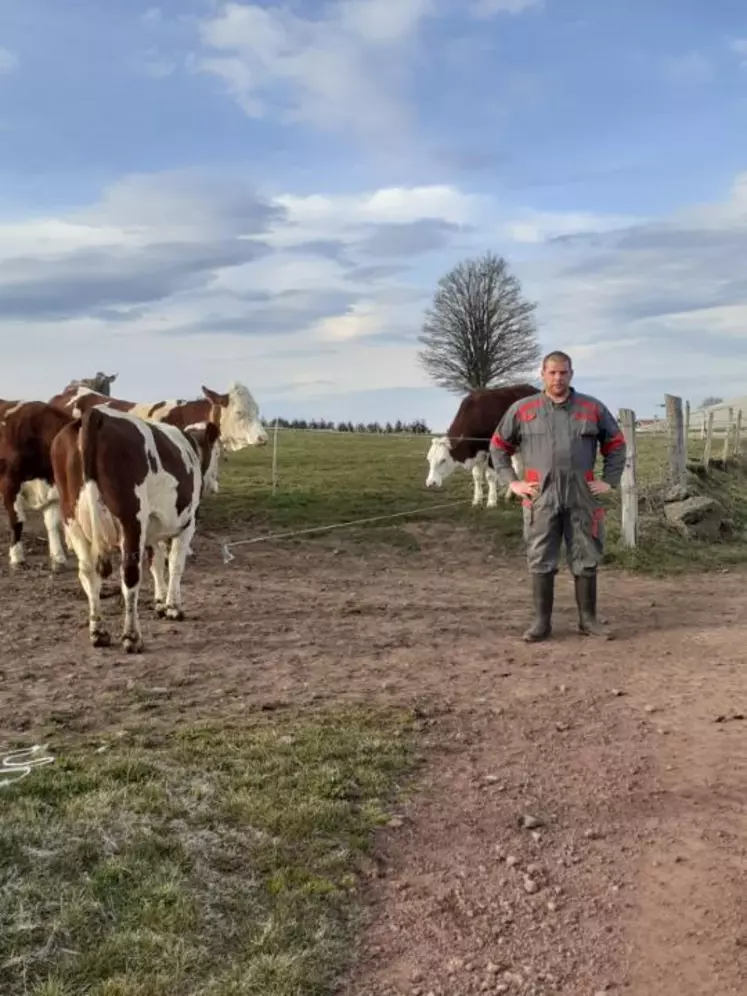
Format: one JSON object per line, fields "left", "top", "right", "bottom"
{"left": 10, "top": 561, "right": 28, "bottom": 572}
{"left": 165, "top": 606, "right": 185, "bottom": 621}
{"left": 50, "top": 559, "right": 68, "bottom": 574}
{"left": 155, "top": 602, "right": 167, "bottom": 618}
{"left": 122, "top": 634, "right": 144, "bottom": 654}
{"left": 91, "top": 629, "right": 112, "bottom": 648}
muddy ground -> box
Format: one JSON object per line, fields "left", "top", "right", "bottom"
{"left": 1, "top": 522, "right": 747, "bottom": 995}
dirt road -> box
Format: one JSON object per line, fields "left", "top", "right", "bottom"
{"left": 2, "top": 524, "right": 746, "bottom": 994}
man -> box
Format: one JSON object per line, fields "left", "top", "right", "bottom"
{"left": 489, "top": 351, "right": 627, "bottom": 642}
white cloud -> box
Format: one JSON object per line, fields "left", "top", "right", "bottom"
{"left": 192, "top": 1, "right": 437, "bottom": 139}
{"left": 470, "top": 0, "right": 543, "bottom": 19}
{"left": 730, "top": 38, "right": 747, "bottom": 66}
{"left": 312, "top": 299, "right": 411, "bottom": 343}
{"left": 508, "top": 173, "right": 747, "bottom": 413}
{"left": 267, "top": 184, "right": 481, "bottom": 252}
{"left": 4, "top": 166, "right": 747, "bottom": 423}
{"left": 500, "top": 208, "right": 643, "bottom": 244}
{"left": 130, "top": 48, "right": 177, "bottom": 79}
{"left": 0, "top": 47, "right": 19, "bottom": 75}
{"left": 660, "top": 51, "right": 712, "bottom": 84}
{"left": 141, "top": 7, "right": 163, "bottom": 26}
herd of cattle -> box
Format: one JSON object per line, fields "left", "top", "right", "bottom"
{"left": 0, "top": 373, "right": 268, "bottom": 653}
{"left": 0, "top": 373, "right": 530, "bottom": 653}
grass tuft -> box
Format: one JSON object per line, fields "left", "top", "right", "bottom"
{"left": 0, "top": 708, "right": 417, "bottom": 996}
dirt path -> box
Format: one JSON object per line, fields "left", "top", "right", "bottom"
{"left": 2, "top": 525, "right": 747, "bottom": 994}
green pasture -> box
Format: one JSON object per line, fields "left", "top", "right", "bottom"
{"left": 202, "top": 428, "right": 747, "bottom": 574}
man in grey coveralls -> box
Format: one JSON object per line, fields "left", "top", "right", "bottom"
{"left": 489, "top": 351, "right": 627, "bottom": 642}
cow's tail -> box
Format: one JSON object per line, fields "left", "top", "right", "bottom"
{"left": 78, "top": 408, "right": 113, "bottom": 579}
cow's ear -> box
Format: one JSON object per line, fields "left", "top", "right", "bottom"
{"left": 202, "top": 385, "right": 230, "bottom": 406}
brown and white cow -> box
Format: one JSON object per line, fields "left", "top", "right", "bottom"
{"left": 49, "top": 380, "right": 269, "bottom": 456}
{"left": 425, "top": 384, "right": 536, "bottom": 506}
{"left": 51, "top": 405, "right": 221, "bottom": 653}
{"left": 0, "top": 400, "right": 72, "bottom": 571}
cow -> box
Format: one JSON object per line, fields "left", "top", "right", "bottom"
{"left": 50, "top": 405, "right": 221, "bottom": 653}
{"left": 63, "top": 371, "right": 118, "bottom": 396}
{"left": 48, "top": 380, "right": 269, "bottom": 455}
{"left": 425, "top": 384, "right": 537, "bottom": 506}
{"left": 0, "top": 400, "right": 72, "bottom": 571}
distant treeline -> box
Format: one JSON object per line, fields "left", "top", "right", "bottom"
{"left": 263, "top": 418, "right": 431, "bottom": 434}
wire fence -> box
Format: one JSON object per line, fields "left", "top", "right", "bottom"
{"left": 212, "top": 393, "right": 747, "bottom": 557}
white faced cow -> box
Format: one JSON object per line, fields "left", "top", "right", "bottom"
{"left": 49, "top": 381, "right": 269, "bottom": 456}
{"left": 51, "top": 405, "right": 221, "bottom": 653}
{"left": 425, "top": 384, "right": 535, "bottom": 506}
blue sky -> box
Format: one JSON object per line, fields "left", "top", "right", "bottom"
{"left": 2, "top": 0, "right": 747, "bottom": 429}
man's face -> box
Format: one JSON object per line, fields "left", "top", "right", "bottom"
{"left": 542, "top": 358, "right": 572, "bottom": 399}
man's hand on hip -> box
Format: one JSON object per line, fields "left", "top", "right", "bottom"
{"left": 588, "top": 480, "right": 612, "bottom": 496}
{"left": 509, "top": 480, "right": 539, "bottom": 499}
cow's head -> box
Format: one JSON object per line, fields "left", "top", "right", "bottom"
{"left": 425, "top": 436, "right": 457, "bottom": 488}
{"left": 202, "top": 382, "right": 269, "bottom": 451}
{"left": 185, "top": 421, "right": 222, "bottom": 496}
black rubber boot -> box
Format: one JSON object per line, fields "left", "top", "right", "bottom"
{"left": 575, "top": 572, "right": 613, "bottom": 639}
{"left": 523, "top": 572, "right": 554, "bottom": 642}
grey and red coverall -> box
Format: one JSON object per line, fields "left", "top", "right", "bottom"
{"left": 489, "top": 389, "right": 627, "bottom": 576}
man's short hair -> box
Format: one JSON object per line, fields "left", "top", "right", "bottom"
{"left": 542, "top": 350, "right": 572, "bottom": 370}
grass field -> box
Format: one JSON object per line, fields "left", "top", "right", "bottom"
{"left": 202, "top": 427, "right": 747, "bottom": 574}
{"left": 0, "top": 710, "right": 418, "bottom": 996}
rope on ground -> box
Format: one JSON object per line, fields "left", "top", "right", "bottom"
{"left": 0, "top": 744, "right": 55, "bottom": 789}
{"left": 220, "top": 498, "right": 470, "bottom": 563}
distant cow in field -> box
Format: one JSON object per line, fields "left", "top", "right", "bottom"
{"left": 425, "top": 384, "right": 536, "bottom": 506}
{"left": 63, "top": 371, "right": 118, "bottom": 396}
{"left": 51, "top": 405, "right": 221, "bottom": 653}
{"left": 0, "top": 400, "right": 72, "bottom": 571}
{"left": 49, "top": 381, "right": 269, "bottom": 459}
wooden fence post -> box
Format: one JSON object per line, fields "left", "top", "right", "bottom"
{"left": 685, "top": 400, "right": 691, "bottom": 445}
{"left": 722, "top": 407, "right": 734, "bottom": 465}
{"left": 271, "top": 417, "right": 279, "bottom": 493}
{"left": 701, "top": 411, "right": 707, "bottom": 440}
{"left": 734, "top": 410, "right": 743, "bottom": 457}
{"left": 618, "top": 408, "right": 638, "bottom": 548}
{"left": 665, "top": 394, "right": 686, "bottom": 484}
{"left": 703, "top": 411, "right": 715, "bottom": 470}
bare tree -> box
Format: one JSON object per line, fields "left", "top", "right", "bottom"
{"left": 700, "top": 395, "right": 724, "bottom": 408}
{"left": 417, "top": 251, "right": 540, "bottom": 395}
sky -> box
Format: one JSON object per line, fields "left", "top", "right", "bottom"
{"left": 2, "top": 0, "right": 747, "bottom": 430}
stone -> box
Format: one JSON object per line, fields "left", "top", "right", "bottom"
{"left": 664, "top": 495, "right": 728, "bottom": 540}
{"left": 663, "top": 482, "right": 696, "bottom": 503}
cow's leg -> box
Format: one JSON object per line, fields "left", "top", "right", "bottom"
{"left": 163, "top": 521, "right": 195, "bottom": 621}
{"left": 471, "top": 464, "right": 484, "bottom": 506}
{"left": 67, "top": 523, "right": 111, "bottom": 647}
{"left": 120, "top": 525, "right": 145, "bottom": 654}
{"left": 486, "top": 466, "right": 499, "bottom": 508}
{"left": 149, "top": 541, "right": 169, "bottom": 617}
{"left": 42, "top": 501, "right": 68, "bottom": 572}
{"left": 3, "top": 473, "right": 27, "bottom": 569}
